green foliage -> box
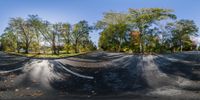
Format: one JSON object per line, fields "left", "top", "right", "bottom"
{"left": 167, "top": 19, "right": 198, "bottom": 52}
{"left": 128, "top": 8, "right": 176, "bottom": 53}
{"left": 1, "top": 8, "right": 199, "bottom": 54}
{"left": 97, "top": 12, "right": 130, "bottom": 52}
{"left": 0, "top": 15, "right": 96, "bottom": 54}
{"left": 97, "top": 8, "right": 198, "bottom": 53}
{"left": 1, "top": 30, "right": 17, "bottom": 52}
{"left": 98, "top": 24, "right": 130, "bottom": 52}
{"left": 71, "top": 20, "right": 93, "bottom": 53}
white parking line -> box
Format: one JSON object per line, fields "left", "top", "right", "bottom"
{"left": 55, "top": 61, "right": 94, "bottom": 79}
{"left": 0, "top": 67, "right": 23, "bottom": 74}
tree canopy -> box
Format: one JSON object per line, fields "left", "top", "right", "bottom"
{"left": 0, "top": 8, "right": 199, "bottom": 54}
{"left": 0, "top": 15, "right": 96, "bottom": 54}
{"left": 96, "top": 8, "right": 198, "bottom": 53}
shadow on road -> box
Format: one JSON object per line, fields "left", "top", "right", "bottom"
{"left": 2, "top": 51, "right": 200, "bottom": 99}
{"left": 50, "top": 55, "right": 149, "bottom": 96}
{"left": 69, "top": 52, "right": 125, "bottom": 63}
{"left": 153, "top": 55, "right": 200, "bottom": 81}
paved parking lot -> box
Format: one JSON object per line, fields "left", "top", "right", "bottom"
{"left": 0, "top": 51, "right": 200, "bottom": 100}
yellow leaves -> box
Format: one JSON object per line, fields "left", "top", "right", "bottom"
{"left": 31, "top": 90, "right": 43, "bottom": 97}
{"left": 14, "top": 89, "right": 43, "bottom": 97}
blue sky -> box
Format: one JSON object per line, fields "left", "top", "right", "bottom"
{"left": 0, "top": 0, "right": 200, "bottom": 45}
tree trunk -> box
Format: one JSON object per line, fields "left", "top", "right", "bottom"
{"left": 25, "top": 45, "right": 29, "bottom": 54}
{"left": 75, "top": 39, "right": 79, "bottom": 53}
{"left": 118, "top": 45, "right": 121, "bottom": 52}
{"left": 25, "top": 40, "right": 29, "bottom": 54}
{"left": 139, "top": 42, "right": 142, "bottom": 53}
{"left": 139, "top": 27, "right": 144, "bottom": 54}
{"left": 52, "top": 32, "right": 58, "bottom": 55}
{"left": 52, "top": 43, "right": 56, "bottom": 54}
{"left": 75, "top": 45, "right": 79, "bottom": 53}
{"left": 56, "top": 46, "right": 60, "bottom": 55}
{"left": 17, "top": 42, "right": 20, "bottom": 53}
{"left": 180, "top": 39, "right": 183, "bottom": 52}
{"left": 17, "top": 48, "right": 20, "bottom": 53}
{"left": 180, "top": 45, "right": 183, "bottom": 52}
{"left": 142, "top": 42, "right": 144, "bottom": 53}
{"left": 118, "top": 39, "right": 122, "bottom": 52}
{"left": 66, "top": 46, "right": 70, "bottom": 54}
{"left": 139, "top": 35, "right": 144, "bottom": 53}
{"left": 65, "top": 42, "right": 70, "bottom": 54}
{"left": 37, "top": 39, "right": 40, "bottom": 54}
{"left": 52, "top": 35, "right": 57, "bottom": 54}
{"left": 57, "top": 34, "right": 60, "bottom": 55}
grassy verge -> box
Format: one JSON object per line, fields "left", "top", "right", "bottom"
{"left": 6, "top": 52, "right": 86, "bottom": 59}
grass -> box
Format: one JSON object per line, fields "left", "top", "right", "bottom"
{"left": 6, "top": 52, "right": 86, "bottom": 58}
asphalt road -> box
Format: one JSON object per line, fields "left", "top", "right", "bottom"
{"left": 0, "top": 51, "right": 200, "bottom": 100}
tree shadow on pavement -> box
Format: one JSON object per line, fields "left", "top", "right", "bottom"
{"left": 70, "top": 52, "right": 125, "bottom": 62}
{"left": 50, "top": 55, "right": 149, "bottom": 96}
{"left": 0, "top": 58, "right": 31, "bottom": 71}
{"left": 153, "top": 55, "right": 200, "bottom": 81}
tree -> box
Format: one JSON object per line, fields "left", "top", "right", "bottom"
{"left": 27, "top": 15, "right": 42, "bottom": 53}
{"left": 0, "top": 29, "right": 17, "bottom": 52}
{"left": 0, "top": 36, "right": 2, "bottom": 51}
{"left": 167, "top": 19, "right": 198, "bottom": 52}
{"left": 9, "top": 17, "right": 35, "bottom": 54}
{"left": 59, "top": 23, "right": 71, "bottom": 53}
{"left": 52, "top": 23, "right": 63, "bottom": 54}
{"left": 98, "top": 24, "right": 119, "bottom": 51}
{"left": 81, "top": 40, "right": 96, "bottom": 51}
{"left": 129, "top": 31, "right": 140, "bottom": 53}
{"left": 7, "top": 20, "right": 21, "bottom": 53}
{"left": 1, "top": 15, "right": 96, "bottom": 54}
{"left": 31, "top": 18, "right": 59, "bottom": 54}
{"left": 24, "top": 16, "right": 59, "bottom": 54}
{"left": 128, "top": 8, "right": 176, "bottom": 53}
{"left": 71, "top": 20, "right": 92, "bottom": 53}
{"left": 145, "top": 27, "right": 161, "bottom": 53}
{"left": 97, "top": 12, "right": 130, "bottom": 52}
